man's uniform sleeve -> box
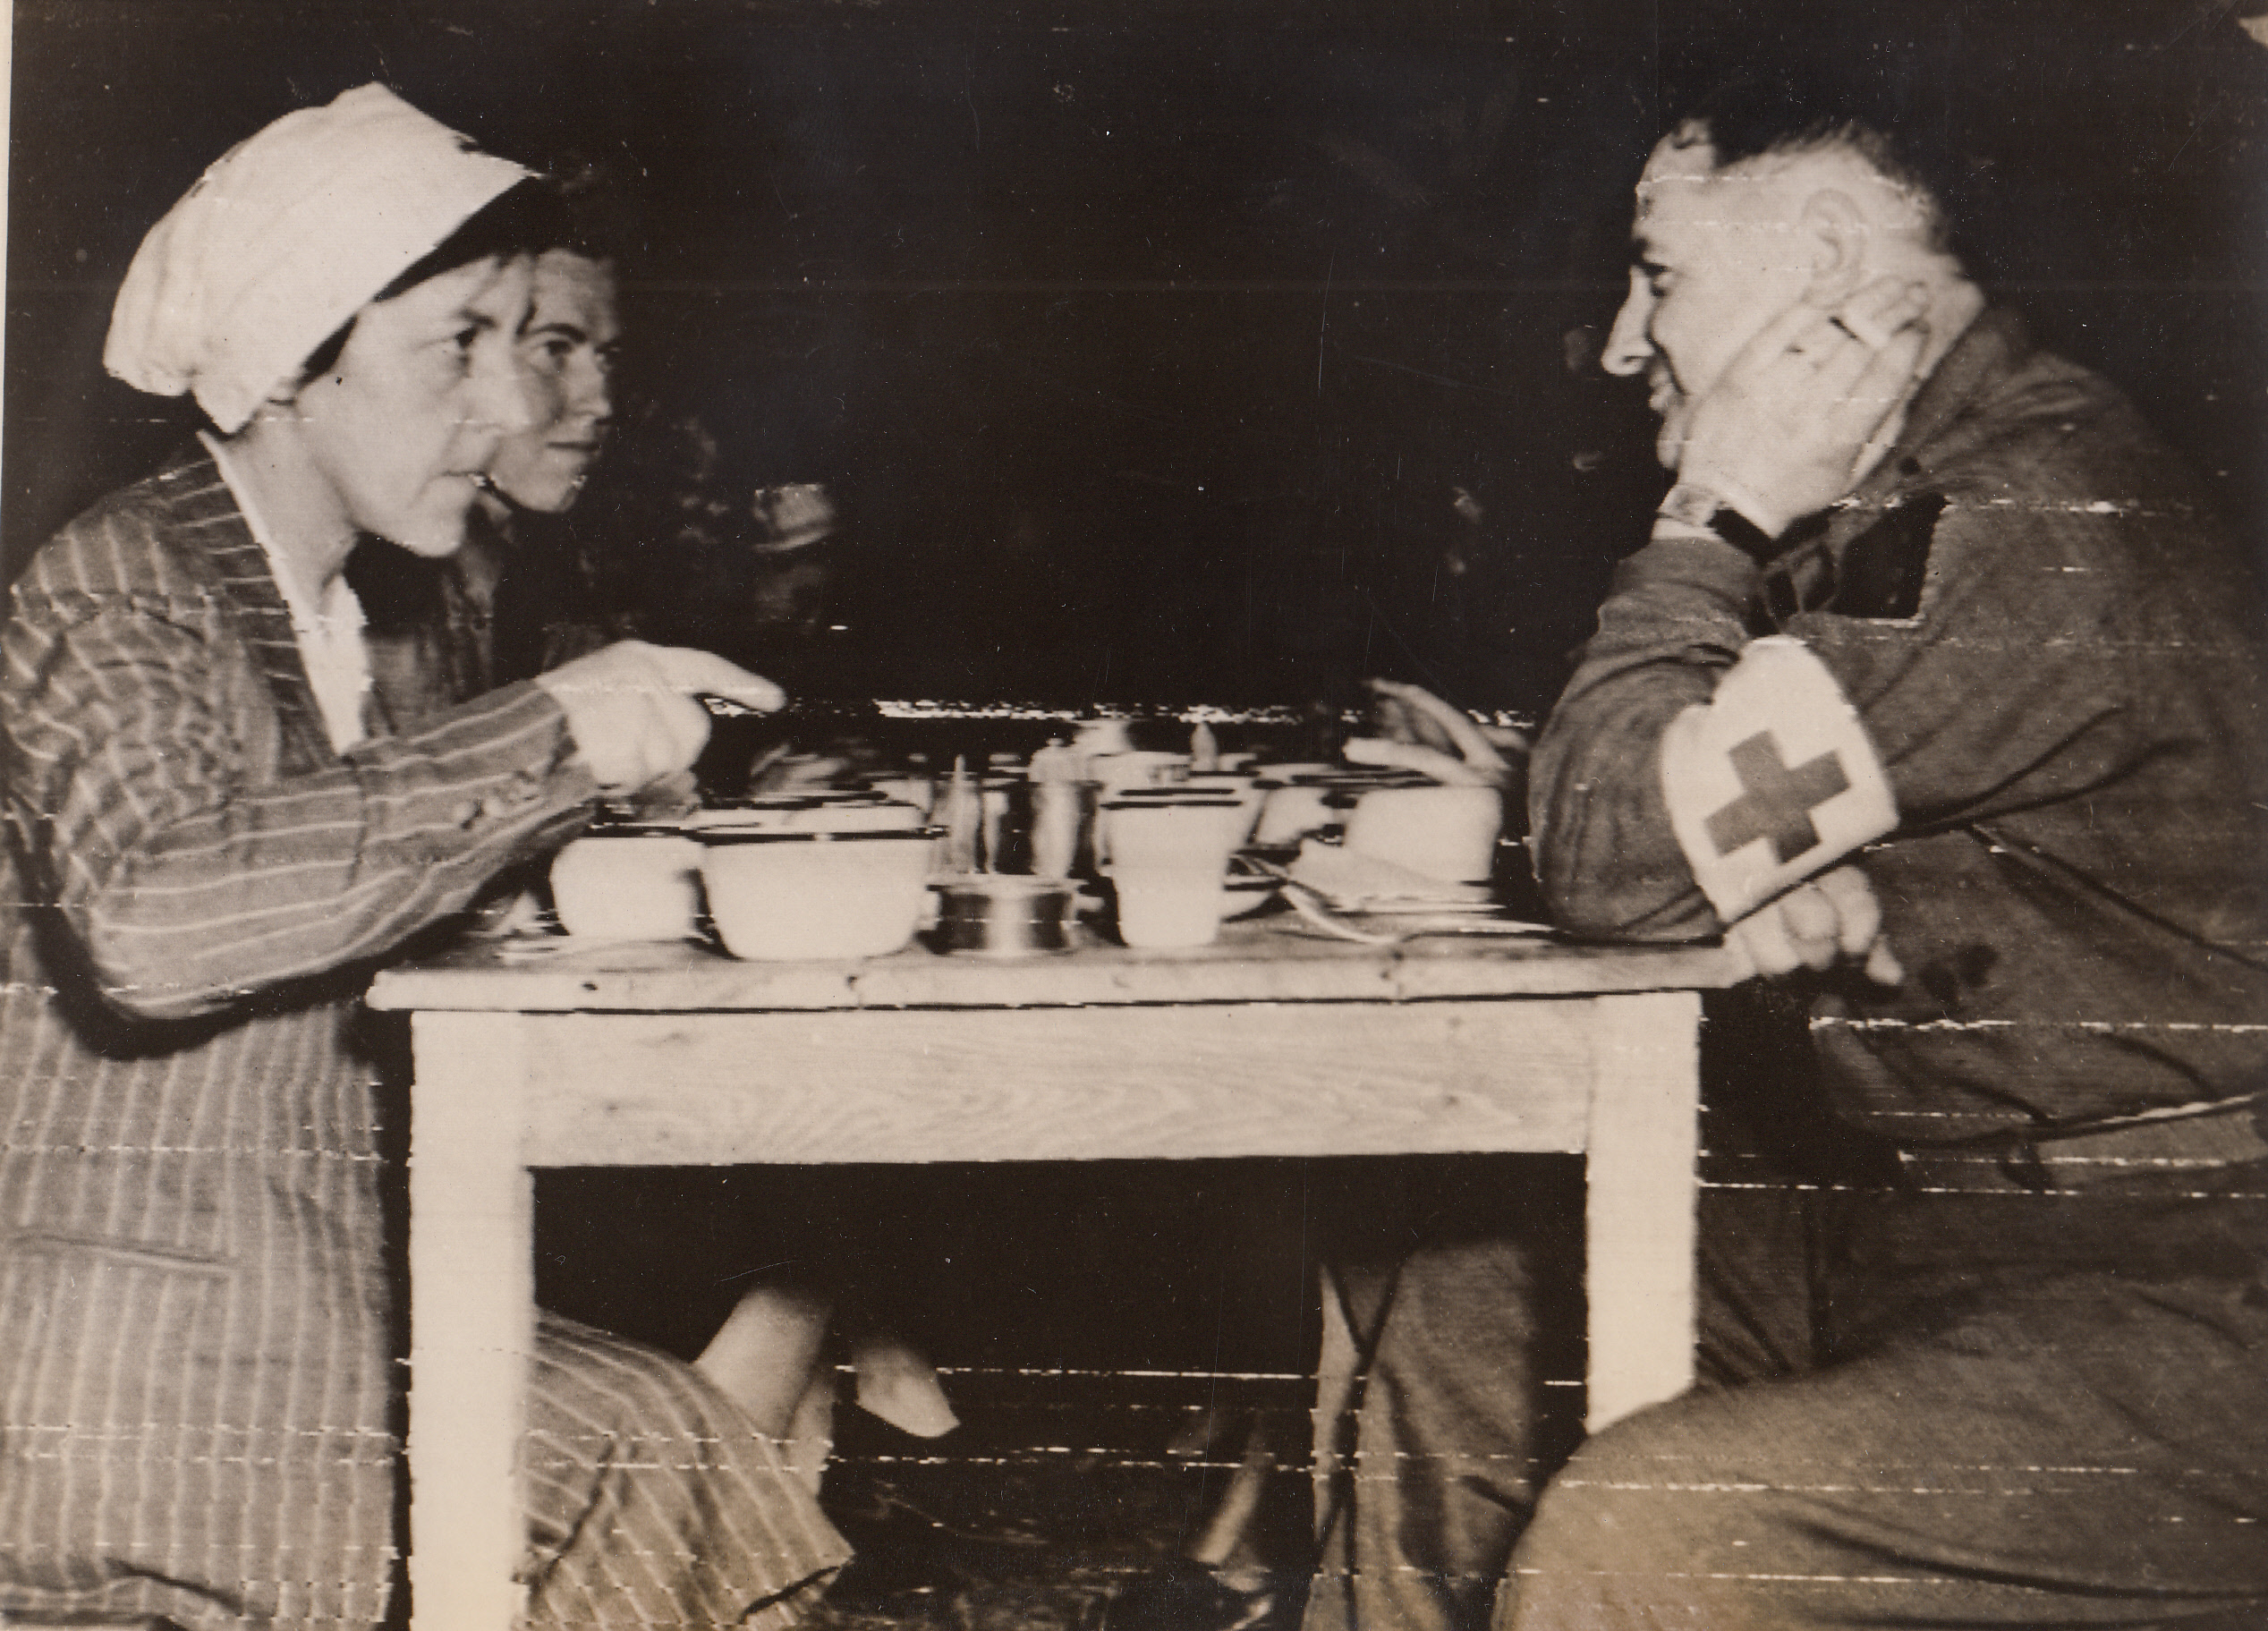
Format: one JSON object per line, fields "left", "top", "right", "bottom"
{"left": 1526, "top": 531, "right": 1791, "bottom": 939}
{"left": 1529, "top": 527, "right": 1899, "bottom": 938}
{"left": 1528, "top": 473, "right": 2162, "bottom": 942}
{"left": 1659, "top": 636, "right": 1897, "bottom": 922}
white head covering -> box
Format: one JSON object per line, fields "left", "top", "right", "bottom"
{"left": 104, "top": 83, "right": 531, "bottom": 433}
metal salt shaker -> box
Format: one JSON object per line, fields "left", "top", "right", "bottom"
{"left": 1028, "top": 778, "right": 1092, "bottom": 879}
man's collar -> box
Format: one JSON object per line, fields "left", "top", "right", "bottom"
{"left": 1866, "top": 306, "right": 2034, "bottom": 488}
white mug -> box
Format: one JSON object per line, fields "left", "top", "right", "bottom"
{"left": 549, "top": 834, "right": 704, "bottom": 940}
{"left": 1099, "top": 797, "right": 1245, "bottom": 871}
{"left": 1113, "top": 869, "right": 1231, "bottom": 949}
{"left": 1344, "top": 785, "right": 1503, "bottom": 884}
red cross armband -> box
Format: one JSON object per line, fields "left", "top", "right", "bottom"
{"left": 1659, "top": 636, "right": 1898, "bottom": 923}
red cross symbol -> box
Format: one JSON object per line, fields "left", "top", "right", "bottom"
{"left": 1703, "top": 731, "right": 1850, "bottom": 863}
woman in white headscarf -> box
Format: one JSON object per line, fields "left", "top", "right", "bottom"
{"left": 0, "top": 85, "right": 846, "bottom": 1629}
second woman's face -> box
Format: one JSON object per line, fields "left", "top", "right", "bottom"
{"left": 487, "top": 251, "right": 620, "bottom": 514}
{"left": 292, "top": 253, "right": 539, "bottom": 556}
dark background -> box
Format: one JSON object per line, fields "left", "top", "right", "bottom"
{"left": 9, "top": 0, "right": 2265, "bottom": 723}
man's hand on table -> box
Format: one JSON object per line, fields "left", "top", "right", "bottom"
{"left": 1671, "top": 276, "right": 1932, "bottom": 540}
{"left": 536, "top": 641, "right": 786, "bottom": 794}
{"left": 1723, "top": 864, "right": 1905, "bottom": 989}
{"left": 1343, "top": 677, "right": 1529, "bottom": 789}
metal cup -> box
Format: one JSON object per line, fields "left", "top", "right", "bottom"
{"left": 930, "top": 875, "right": 1082, "bottom": 956}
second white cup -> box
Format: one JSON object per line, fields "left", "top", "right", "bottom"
{"left": 1343, "top": 784, "right": 1504, "bottom": 883}
{"left": 1099, "top": 796, "right": 1246, "bottom": 871}
{"left": 1113, "top": 870, "right": 1231, "bottom": 949}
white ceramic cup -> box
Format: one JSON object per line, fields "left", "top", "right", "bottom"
{"left": 699, "top": 829, "right": 939, "bottom": 960}
{"left": 1343, "top": 784, "right": 1504, "bottom": 883}
{"left": 549, "top": 834, "right": 705, "bottom": 941}
{"left": 1100, "top": 797, "right": 1246, "bottom": 872}
{"left": 1181, "top": 774, "right": 1266, "bottom": 845}
{"left": 1113, "top": 869, "right": 1231, "bottom": 949}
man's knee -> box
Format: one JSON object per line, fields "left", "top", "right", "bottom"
{"left": 1506, "top": 1414, "right": 1679, "bottom": 1575}
{"left": 1493, "top": 1397, "right": 1771, "bottom": 1630}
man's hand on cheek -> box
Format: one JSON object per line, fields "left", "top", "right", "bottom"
{"left": 1675, "top": 276, "right": 1931, "bottom": 539}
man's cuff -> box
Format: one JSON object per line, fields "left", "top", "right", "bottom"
{"left": 1607, "top": 532, "right": 1763, "bottom": 616}
{"left": 1660, "top": 636, "right": 1897, "bottom": 922}
{"left": 1657, "top": 480, "right": 1784, "bottom": 561}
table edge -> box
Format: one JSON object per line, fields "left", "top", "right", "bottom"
{"left": 368, "top": 937, "right": 1737, "bottom": 1012}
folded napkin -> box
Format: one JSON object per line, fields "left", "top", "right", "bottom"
{"left": 1287, "top": 838, "right": 1493, "bottom": 910}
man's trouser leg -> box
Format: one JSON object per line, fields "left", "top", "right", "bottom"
{"left": 1500, "top": 1176, "right": 2268, "bottom": 1629}
{"left": 1305, "top": 1235, "right": 1564, "bottom": 1631}
{"left": 1301, "top": 1125, "right": 1819, "bottom": 1631}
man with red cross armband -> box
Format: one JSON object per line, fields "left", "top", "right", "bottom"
{"left": 1305, "top": 71, "right": 2268, "bottom": 1631}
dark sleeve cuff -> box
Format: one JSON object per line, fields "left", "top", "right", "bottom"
{"left": 1608, "top": 533, "right": 1763, "bottom": 616}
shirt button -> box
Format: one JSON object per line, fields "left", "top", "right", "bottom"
{"left": 447, "top": 799, "right": 480, "bottom": 828}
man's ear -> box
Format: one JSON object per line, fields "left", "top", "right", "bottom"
{"left": 1798, "top": 189, "right": 1870, "bottom": 305}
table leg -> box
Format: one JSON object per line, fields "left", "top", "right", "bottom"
{"left": 1583, "top": 990, "right": 1702, "bottom": 1433}
{"left": 407, "top": 1009, "right": 534, "bottom": 1629}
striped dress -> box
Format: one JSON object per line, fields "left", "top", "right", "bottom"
{"left": 0, "top": 447, "right": 847, "bottom": 1628}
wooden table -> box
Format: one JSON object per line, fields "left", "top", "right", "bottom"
{"left": 367, "top": 920, "right": 1732, "bottom": 1628}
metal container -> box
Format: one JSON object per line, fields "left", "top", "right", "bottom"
{"left": 930, "top": 875, "right": 1082, "bottom": 957}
